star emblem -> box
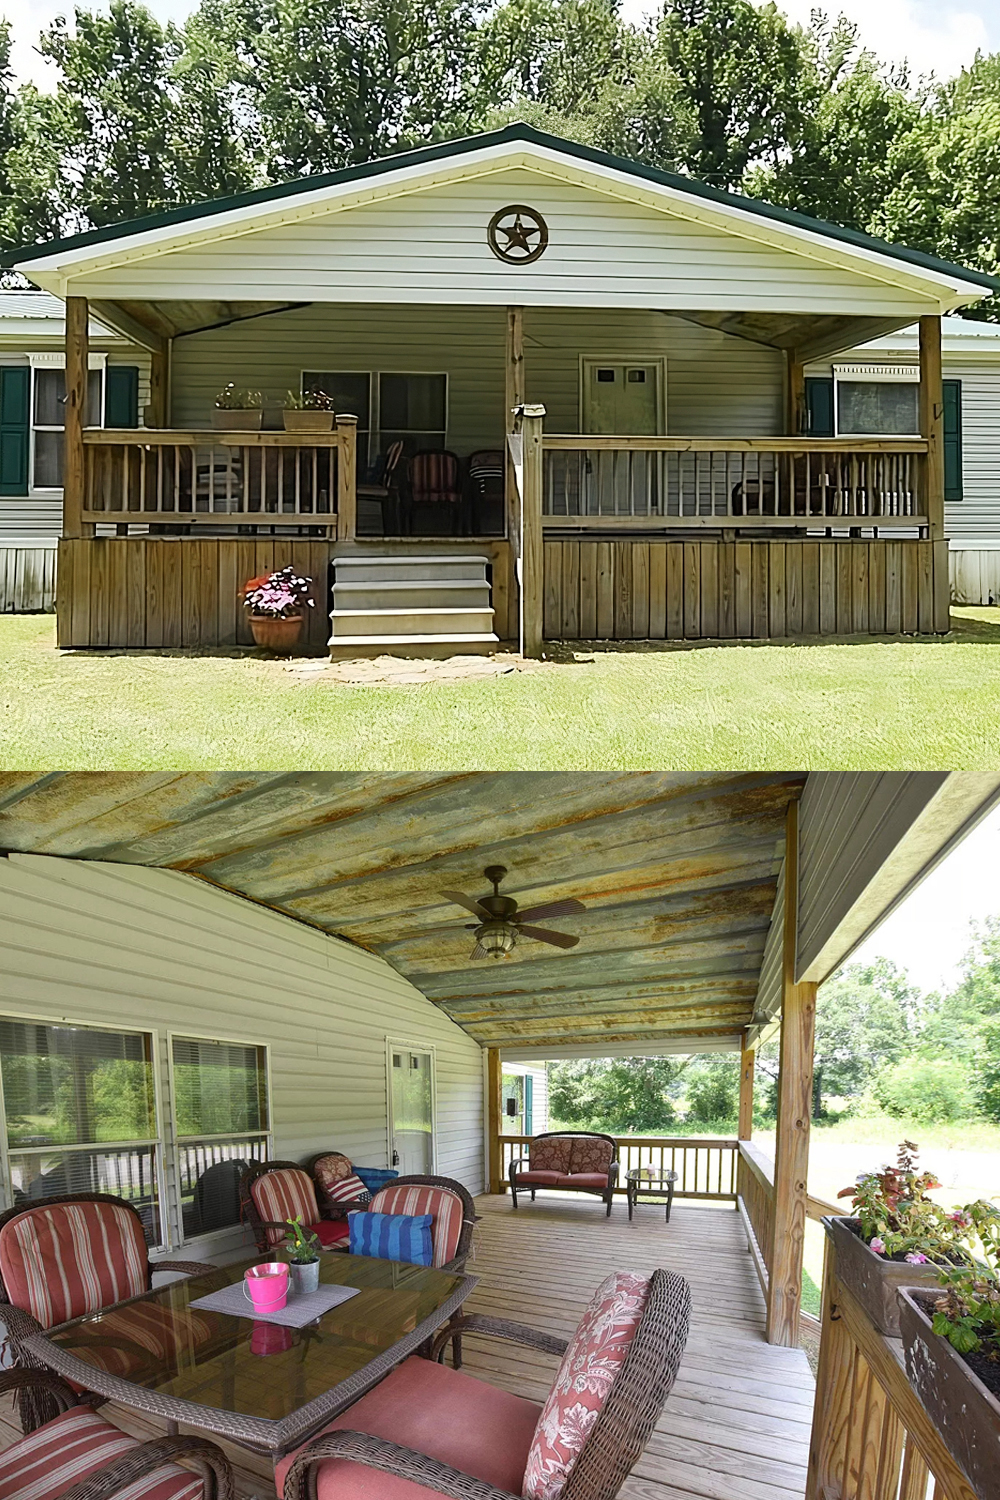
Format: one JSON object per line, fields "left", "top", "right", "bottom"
{"left": 487, "top": 205, "right": 549, "bottom": 265}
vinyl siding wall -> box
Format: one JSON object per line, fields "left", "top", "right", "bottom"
{"left": 0, "top": 853, "right": 485, "bottom": 1255}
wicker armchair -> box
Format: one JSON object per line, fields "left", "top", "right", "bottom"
{"left": 509, "top": 1132, "right": 620, "bottom": 1215}
{"left": 366, "top": 1175, "right": 477, "bottom": 1273}
{"left": 277, "top": 1269, "right": 691, "bottom": 1500}
{"left": 0, "top": 1368, "right": 233, "bottom": 1500}
{"left": 0, "top": 1192, "right": 215, "bottom": 1432}
{"left": 239, "top": 1160, "right": 350, "bottom": 1255}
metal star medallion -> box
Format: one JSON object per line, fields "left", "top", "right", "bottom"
{"left": 487, "top": 205, "right": 549, "bottom": 265}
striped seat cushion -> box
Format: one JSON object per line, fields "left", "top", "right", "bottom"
{"left": 0, "top": 1202, "right": 148, "bottom": 1328}
{"left": 348, "top": 1211, "right": 434, "bottom": 1266}
{"left": 324, "top": 1173, "right": 372, "bottom": 1207}
{"left": 0, "top": 1405, "right": 203, "bottom": 1500}
{"left": 250, "top": 1169, "right": 321, "bottom": 1247}
{"left": 369, "top": 1184, "right": 465, "bottom": 1268}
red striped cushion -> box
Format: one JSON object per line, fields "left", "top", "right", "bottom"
{"left": 324, "top": 1173, "right": 370, "bottom": 1206}
{"left": 369, "top": 1185, "right": 464, "bottom": 1268}
{"left": 0, "top": 1405, "right": 203, "bottom": 1500}
{"left": 0, "top": 1202, "right": 148, "bottom": 1328}
{"left": 251, "top": 1169, "right": 321, "bottom": 1247}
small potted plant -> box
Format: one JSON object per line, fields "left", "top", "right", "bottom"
{"left": 824, "top": 1141, "right": 968, "bottom": 1335}
{"left": 898, "top": 1200, "right": 1000, "bottom": 1500}
{"left": 242, "top": 566, "right": 314, "bottom": 652}
{"left": 213, "top": 382, "right": 264, "bottom": 431}
{"left": 285, "top": 1216, "right": 322, "bottom": 1295}
{"left": 283, "top": 388, "right": 336, "bottom": 433}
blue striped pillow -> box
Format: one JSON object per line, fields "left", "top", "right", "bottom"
{"left": 348, "top": 1210, "right": 434, "bottom": 1266}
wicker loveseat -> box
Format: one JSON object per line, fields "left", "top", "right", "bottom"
{"left": 509, "top": 1132, "right": 619, "bottom": 1215}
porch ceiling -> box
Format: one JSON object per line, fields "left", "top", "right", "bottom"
{"left": 0, "top": 772, "right": 805, "bottom": 1053}
{"left": 672, "top": 311, "right": 920, "bottom": 363}
{"left": 91, "top": 297, "right": 307, "bottom": 348}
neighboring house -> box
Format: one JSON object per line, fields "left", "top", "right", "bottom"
{"left": 4, "top": 124, "right": 1000, "bottom": 646}
{"left": 0, "top": 290, "right": 149, "bottom": 610}
{"left": 500, "top": 1062, "right": 549, "bottom": 1135}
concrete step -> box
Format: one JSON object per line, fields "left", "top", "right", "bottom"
{"left": 333, "top": 580, "right": 492, "bottom": 612}
{"left": 330, "top": 607, "right": 496, "bottom": 638}
{"left": 334, "top": 555, "right": 490, "bottom": 585}
{"left": 328, "top": 633, "right": 499, "bottom": 657}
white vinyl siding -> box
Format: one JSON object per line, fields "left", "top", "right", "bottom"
{"left": 0, "top": 853, "right": 485, "bottom": 1256}
{"left": 64, "top": 170, "right": 934, "bottom": 316}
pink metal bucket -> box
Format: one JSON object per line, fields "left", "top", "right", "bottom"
{"left": 244, "top": 1262, "right": 289, "bottom": 1313}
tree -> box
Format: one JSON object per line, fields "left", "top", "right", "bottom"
{"left": 811, "top": 958, "right": 919, "bottom": 1116}
{"left": 684, "top": 1054, "right": 738, "bottom": 1123}
{"left": 548, "top": 1056, "right": 683, "bottom": 1133}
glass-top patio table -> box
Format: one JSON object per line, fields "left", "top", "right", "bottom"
{"left": 25, "top": 1252, "right": 477, "bottom": 1459}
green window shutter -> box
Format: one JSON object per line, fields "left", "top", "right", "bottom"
{"left": 105, "top": 365, "right": 139, "bottom": 428}
{"left": 943, "top": 379, "right": 963, "bottom": 501}
{"left": 0, "top": 366, "right": 30, "bottom": 496}
{"left": 805, "top": 378, "right": 835, "bottom": 438}
{"left": 524, "top": 1074, "right": 533, "bottom": 1136}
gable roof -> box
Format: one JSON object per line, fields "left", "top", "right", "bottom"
{"left": 6, "top": 123, "right": 998, "bottom": 298}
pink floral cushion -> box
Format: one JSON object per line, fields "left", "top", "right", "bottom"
{"left": 567, "top": 1138, "right": 614, "bottom": 1174}
{"left": 314, "top": 1153, "right": 354, "bottom": 1188}
{"left": 528, "top": 1138, "right": 572, "bottom": 1174}
{"left": 523, "top": 1271, "right": 650, "bottom": 1500}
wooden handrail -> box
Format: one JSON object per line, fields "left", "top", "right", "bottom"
{"left": 543, "top": 435, "right": 929, "bottom": 454}
{"left": 497, "top": 1133, "right": 739, "bottom": 1199}
{"left": 84, "top": 428, "right": 345, "bottom": 446}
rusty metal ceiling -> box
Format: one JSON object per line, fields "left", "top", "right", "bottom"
{"left": 0, "top": 772, "right": 804, "bottom": 1052}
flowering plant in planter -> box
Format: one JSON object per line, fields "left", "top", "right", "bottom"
{"left": 283, "top": 389, "right": 336, "bottom": 411}
{"left": 931, "top": 1200, "right": 1000, "bottom": 1362}
{"left": 215, "top": 382, "right": 263, "bottom": 411}
{"left": 285, "top": 1216, "right": 322, "bottom": 1265}
{"left": 837, "top": 1140, "right": 963, "bottom": 1264}
{"left": 242, "top": 567, "right": 314, "bottom": 620}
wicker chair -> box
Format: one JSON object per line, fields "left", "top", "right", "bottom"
{"left": 0, "top": 1368, "right": 233, "bottom": 1500}
{"left": 509, "top": 1132, "right": 620, "bottom": 1216}
{"left": 366, "top": 1175, "right": 477, "bottom": 1273}
{"left": 0, "top": 1192, "right": 215, "bottom": 1432}
{"left": 276, "top": 1268, "right": 691, "bottom": 1500}
{"left": 239, "top": 1161, "right": 351, "bottom": 1255}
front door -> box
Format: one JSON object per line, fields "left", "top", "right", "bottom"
{"left": 389, "top": 1046, "right": 434, "bottom": 1174}
{"left": 582, "top": 362, "right": 662, "bottom": 514}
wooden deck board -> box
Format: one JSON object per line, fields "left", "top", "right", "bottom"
{"left": 0, "top": 1195, "right": 812, "bottom": 1500}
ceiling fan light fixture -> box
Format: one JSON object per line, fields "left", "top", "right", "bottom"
{"left": 476, "top": 921, "right": 517, "bottom": 958}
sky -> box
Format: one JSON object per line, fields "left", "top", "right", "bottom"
{"left": 4, "top": 0, "right": 1000, "bottom": 88}
{"left": 848, "top": 801, "right": 1000, "bottom": 995}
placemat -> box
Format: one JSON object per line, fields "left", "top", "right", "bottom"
{"left": 190, "top": 1280, "right": 361, "bottom": 1327}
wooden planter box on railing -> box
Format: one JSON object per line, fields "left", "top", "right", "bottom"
{"left": 497, "top": 1134, "right": 738, "bottom": 1200}
{"left": 542, "top": 435, "right": 929, "bottom": 533}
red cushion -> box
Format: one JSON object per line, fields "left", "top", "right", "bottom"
{"left": 0, "top": 1405, "right": 203, "bottom": 1500}
{"left": 315, "top": 1219, "right": 350, "bottom": 1247}
{"left": 514, "top": 1171, "right": 561, "bottom": 1186}
{"left": 0, "top": 1202, "right": 148, "bottom": 1328}
{"left": 251, "top": 1169, "right": 322, "bottom": 1247}
{"left": 275, "top": 1355, "right": 540, "bottom": 1500}
{"left": 369, "top": 1185, "right": 464, "bottom": 1268}
{"left": 555, "top": 1174, "right": 609, "bottom": 1190}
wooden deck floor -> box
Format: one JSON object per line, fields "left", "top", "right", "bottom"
{"left": 0, "top": 1195, "right": 814, "bottom": 1500}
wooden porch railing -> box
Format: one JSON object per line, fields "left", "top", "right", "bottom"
{"left": 497, "top": 1134, "right": 738, "bottom": 1200}
{"left": 76, "top": 420, "right": 358, "bottom": 539}
{"left": 806, "top": 1236, "right": 978, "bottom": 1500}
{"left": 736, "top": 1140, "right": 839, "bottom": 1312}
{"left": 541, "top": 436, "right": 930, "bottom": 531}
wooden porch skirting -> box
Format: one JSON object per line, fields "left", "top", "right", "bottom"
{"left": 55, "top": 536, "right": 518, "bottom": 650}
{"left": 543, "top": 536, "right": 951, "bottom": 640}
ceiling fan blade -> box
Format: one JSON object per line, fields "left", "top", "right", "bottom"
{"left": 515, "top": 897, "right": 587, "bottom": 923}
{"left": 441, "top": 889, "right": 492, "bottom": 920}
{"left": 517, "top": 924, "right": 580, "bottom": 950}
{"left": 471, "top": 940, "right": 489, "bottom": 960}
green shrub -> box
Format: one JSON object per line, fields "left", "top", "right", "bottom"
{"left": 873, "top": 1057, "right": 976, "bottom": 1123}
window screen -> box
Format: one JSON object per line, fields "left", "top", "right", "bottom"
{"left": 837, "top": 381, "right": 918, "bottom": 436}
{"left": 0, "top": 1018, "right": 161, "bottom": 1242}
{"left": 32, "top": 369, "right": 103, "bottom": 489}
{"left": 171, "top": 1036, "right": 269, "bottom": 1239}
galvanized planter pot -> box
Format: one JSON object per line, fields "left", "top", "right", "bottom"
{"left": 823, "top": 1215, "right": 942, "bottom": 1336}
{"left": 899, "top": 1286, "right": 1000, "bottom": 1500}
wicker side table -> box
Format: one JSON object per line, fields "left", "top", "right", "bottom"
{"left": 626, "top": 1168, "right": 678, "bottom": 1223}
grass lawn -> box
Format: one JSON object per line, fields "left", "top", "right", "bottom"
{"left": 2, "top": 608, "right": 1000, "bottom": 769}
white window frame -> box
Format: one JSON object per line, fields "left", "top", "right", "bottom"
{"left": 0, "top": 1009, "right": 168, "bottom": 1250}
{"left": 385, "top": 1037, "right": 438, "bottom": 1175}
{"left": 300, "top": 369, "right": 449, "bottom": 467}
{"left": 27, "top": 353, "right": 107, "bottom": 495}
{"left": 165, "top": 1028, "right": 273, "bottom": 1246}
{"left": 579, "top": 355, "right": 667, "bottom": 434}
{"left": 832, "top": 363, "right": 920, "bottom": 439}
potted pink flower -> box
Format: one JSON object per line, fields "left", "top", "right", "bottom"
{"left": 242, "top": 566, "right": 314, "bottom": 651}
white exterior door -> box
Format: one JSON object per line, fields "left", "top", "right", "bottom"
{"left": 582, "top": 362, "right": 663, "bottom": 514}
{"left": 389, "top": 1046, "right": 434, "bottom": 1175}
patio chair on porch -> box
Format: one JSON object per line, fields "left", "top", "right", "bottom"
{"left": 405, "top": 452, "right": 464, "bottom": 535}
{"left": 365, "top": 1175, "right": 477, "bottom": 1272}
{"left": 0, "top": 1368, "right": 234, "bottom": 1500}
{"left": 0, "top": 1193, "right": 216, "bottom": 1432}
{"left": 275, "top": 1268, "right": 691, "bottom": 1500}
{"left": 305, "top": 1152, "right": 376, "bottom": 1219}
{"left": 358, "top": 440, "right": 406, "bottom": 535}
{"left": 509, "top": 1132, "right": 619, "bottom": 1216}
{"left": 467, "top": 450, "right": 505, "bottom": 535}
{"left": 240, "top": 1161, "right": 351, "bottom": 1255}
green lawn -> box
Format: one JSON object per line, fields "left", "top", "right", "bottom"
{"left": 3, "top": 608, "right": 1000, "bottom": 769}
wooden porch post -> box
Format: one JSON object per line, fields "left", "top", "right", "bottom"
{"left": 505, "top": 307, "right": 524, "bottom": 547}
{"left": 63, "top": 296, "right": 89, "bottom": 540}
{"left": 785, "top": 352, "right": 805, "bottom": 435}
{"left": 336, "top": 413, "right": 358, "bottom": 542}
{"left": 521, "top": 404, "right": 545, "bottom": 659}
{"left": 486, "top": 1047, "right": 503, "bottom": 1193}
{"left": 147, "top": 339, "right": 171, "bottom": 429}
{"left": 766, "top": 800, "right": 817, "bottom": 1347}
{"left": 738, "top": 1038, "right": 755, "bottom": 1141}
{"left": 919, "top": 314, "right": 950, "bottom": 631}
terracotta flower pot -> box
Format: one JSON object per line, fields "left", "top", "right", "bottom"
{"left": 824, "top": 1216, "right": 944, "bottom": 1336}
{"left": 283, "top": 409, "right": 334, "bottom": 433}
{"left": 213, "top": 407, "right": 263, "bottom": 431}
{"left": 249, "top": 614, "right": 304, "bottom": 652}
{"left": 898, "top": 1287, "right": 1000, "bottom": 1500}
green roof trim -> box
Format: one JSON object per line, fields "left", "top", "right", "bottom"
{"left": 4, "top": 123, "right": 999, "bottom": 294}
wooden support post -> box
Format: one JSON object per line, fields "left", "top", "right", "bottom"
{"left": 336, "top": 413, "right": 358, "bottom": 542}
{"left": 486, "top": 1047, "right": 502, "bottom": 1193}
{"left": 63, "top": 296, "right": 89, "bottom": 540}
{"left": 785, "top": 352, "right": 805, "bottom": 435}
{"left": 767, "top": 800, "right": 817, "bottom": 1347}
{"left": 738, "top": 1039, "right": 755, "bottom": 1141}
{"left": 521, "top": 403, "right": 545, "bottom": 659}
{"left": 146, "top": 339, "right": 171, "bottom": 429}
{"left": 919, "top": 314, "right": 950, "bottom": 632}
{"left": 505, "top": 305, "right": 524, "bottom": 551}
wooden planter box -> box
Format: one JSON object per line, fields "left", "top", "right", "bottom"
{"left": 823, "top": 1215, "right": 942, "bottom": 1336}
{"left": 899, "top": 1287, "right": 1000, "bottom": 1500}
{"left": 212, "top": 408, "right": 263, "bottom": 431}
{"left": 282, "top": 409, "right": 334, "bottom": 433}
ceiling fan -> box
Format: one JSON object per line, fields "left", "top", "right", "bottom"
{"left": 441, "top": 866, "right": 586, "bottom": 960}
